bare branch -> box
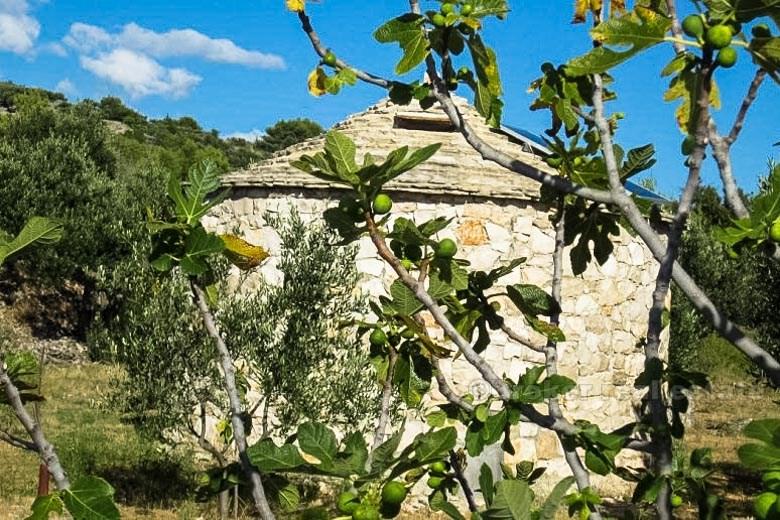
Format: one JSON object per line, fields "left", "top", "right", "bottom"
{"left": 431, "top": 357, "right": 475, "bottom": 414}
{"left": 0, "top": 355, "right": 70, "bottom": 490}
{"left": 0, "top": 429, "right": 36, "bottom": 451}
{"left": 190, "top": 281, "right": 276, "bottom": 520}
{"left": 449, "top": 450, "right": 478, "bottom": 512}
{"left": 728, "top": 69, "right": 767, "bottom": 144}
{"left": 709, "top": 69, "right": 766, "bottom": 219}
{"left": 542, "top": 203, "right": 602, "bottom": 520}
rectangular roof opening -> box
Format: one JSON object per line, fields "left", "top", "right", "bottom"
{"left": 394, "top": 113, "right": 455, "bottom": 132}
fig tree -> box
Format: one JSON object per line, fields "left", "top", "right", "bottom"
{"left": 432, "top": 13, "right": 446, "bottom": 26}
{"left": 429, "top": 460, "right": 448, "bottom": 475}
{"left": 706, "top": 25, "right": 733, "bottom": 49}
{"left": 405, "top": 244, "right": 423, "bottom": 261}
{"left": 682, "top": 15, "right": 705, "bottom": 38}
{"left": 426, "top": 476, "right": 444, "bottom": 489}
{"left": 460, "top": 3, "right": 473, "bottom": 16}
{"left": 436, "top": 238, "right": 458, "bottom": 258}
{"left": 716, "top": 47, "right": 737, "bottom": 68}
{"left": 440, "top": 2, "right": 455, "bottom": 15}
{"left": 681, "top": 135, "right": 695, "bottom": 156}
{"left": 373, "top": 193, "right": 393, "bottom": 215}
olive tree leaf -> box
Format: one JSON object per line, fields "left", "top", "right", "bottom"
{"left": 565, "top": 6, "right": 672, "bottom": 75}
{"left": 374, "top": 14, "right": 429, "bottom": 75}
{"left": 60, "top": 476, "right": 120, "bottom": 520}
{"left": 0, "top": 217, "right": 63, "bottom": 266}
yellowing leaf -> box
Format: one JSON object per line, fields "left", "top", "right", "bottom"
{"left": 611, "top": 0, "right": 626, "bottom": 15}
{"left": 574, "top": 0, "right": 589, "bottom": 23}
{"left": 286, "top": 0, "right": 305, "bottom": 13}
{"left": 308, "top": 67, "right": 328, "bottom": 97}
{"left": 220, "top": 235, "right": 269, "bottom": 270}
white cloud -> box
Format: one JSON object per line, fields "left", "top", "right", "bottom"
{"left": 81, "top": 49, "right": 201, "bottom": 99}
{"left": 225, "top": 129, "right": 265, "bottom": 142}
{"left": 63, "top": 22, "right": 111, "bottom": 53}
{"left": 64, "top": 22, "right": 285, "bottom": 69}
{"left": 55, "top": 78, "right": 77, "bottom": 97}
{"left": 0, "top": 1, "right": 40, "bottom": 54}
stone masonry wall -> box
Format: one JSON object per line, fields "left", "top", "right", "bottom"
{"left": 205, "top": 187, "right": 668, "bottom": 499}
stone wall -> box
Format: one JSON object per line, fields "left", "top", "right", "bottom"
{"left": 204, "top": 187, "right": 668, "bottom": 498}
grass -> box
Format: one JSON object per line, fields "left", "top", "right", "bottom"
{"left": 0, "top": 363, "right": 205, "bottom": 519}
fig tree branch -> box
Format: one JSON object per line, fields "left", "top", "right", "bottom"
{"left": 296, "top": 11, "right": 391, "bottom": 89}
{"left": 588, "top": 72, "right": 780, "bottom": 386}
{"left": 0, "top": 355, "right": 70, "bottom": 490}
{"left": 431, "top": 357, "right": 475, "bottom": 414}
{"left": 371, "top": 345, "right": 398, "bottom": 453}
{"left": 449, "top": 450, "right": 478, "bottom": 512}
{"left": 709, "top": 69, "right": 767, "bottom": 220}
{"left": 0, "top": 429, "right": 36, "bottom": 451}
{"left": 190, "top": 281, "right": 276, "bottom": 520}
{"left": 544, "top": 202, "right": 602, "bottom": 520}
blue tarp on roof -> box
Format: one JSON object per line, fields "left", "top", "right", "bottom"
{"left": 500, "top": 125, "right": 671, "bottom": 204}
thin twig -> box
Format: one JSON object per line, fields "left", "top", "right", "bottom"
{"left": 431, "top": 357, "right": 475, "bottom": 414}
{"left": 449, "top": 450, "right": 478, "bottom": 512}
{"left": 0, "top": 430, "right": 37, "bottom": 451}
{"left": 544, "top": 202, "right": 602, "bottom": 520}
{"left": 297, "top": 11, "right": 390, "bottom": 89}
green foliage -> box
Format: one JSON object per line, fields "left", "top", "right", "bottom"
{"left": 673, "top": 186, "right": 780, "bottom": 377}
{"left": 739, "top": 419, "right": 780, "bottom": 470}
{"left": 0, "top": 92, "right": 162, "bottom": 283}
{"left": 219, "top": 210, "right": 379, "bottom": 433}
{"left": 715, "top": 164, "right": 780, "bottom": 255}
{"left": 256, "top": 118, "right": 323, "bottom": 154}
{"left": 0, "top": 351, "right": 43, "bottom": 405}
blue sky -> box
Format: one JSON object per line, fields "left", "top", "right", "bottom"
{"left": 1, "top": 0, "right": 778, "bottom": 196}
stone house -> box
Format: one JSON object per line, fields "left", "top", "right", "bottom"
{"left": 206, "top": 96, "right": 667, "bottom": 495}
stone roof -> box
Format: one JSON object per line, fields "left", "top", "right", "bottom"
{"left": 222, "top": 96, "right": 556, "bottom": 201}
